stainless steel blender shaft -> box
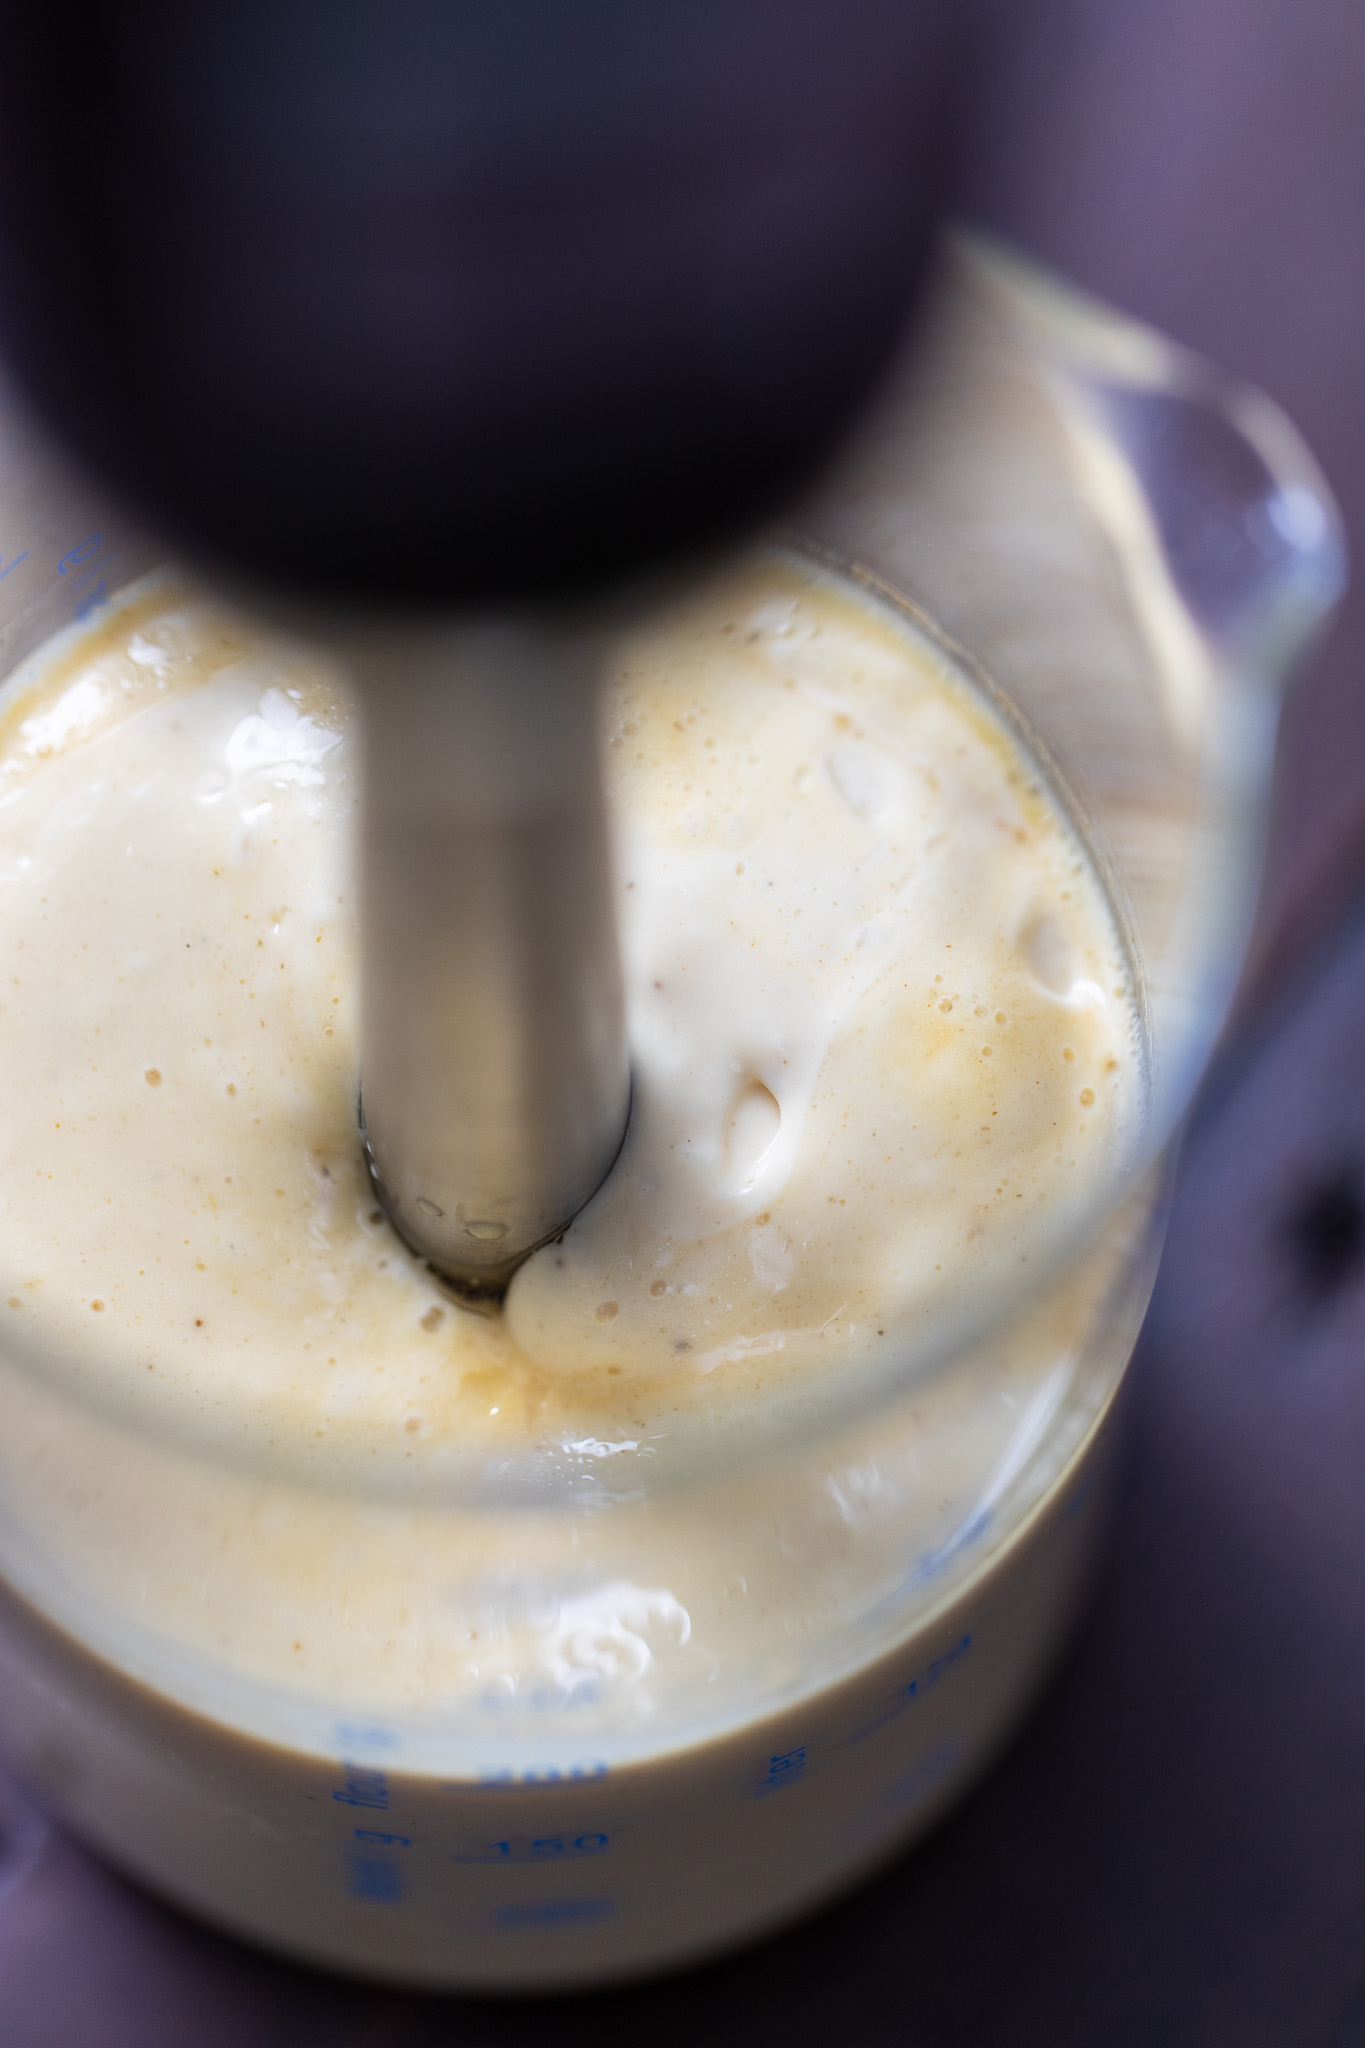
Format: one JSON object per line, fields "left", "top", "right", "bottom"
{"left": 354, "top": 621, "right": 630, "bottom": 1291}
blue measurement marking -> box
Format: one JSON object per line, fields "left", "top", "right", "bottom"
{"left": 492, "top": 1898, "right": 614, "bottom": 1930}
{"left": 55, "top": 534, "right": 116, "bottom": 621}
{"left": 905, "top": 1510, "right": 993, "bottom": 1589}
{"left": 457, "top": 1761, "right": 609, "bottom": 1791}
{"left": 343, "top": 1800, "right": 407, "bottom": 1903}
{"left": 754, "top": 1746, "right": 807, "bottom": 1799}
{"left": 334, "top": 1723, "right": 399, "bottom": 1752}
{"left": 56, "top": 533, "right": 102, "bottom": 576}
{"left": 347, "top": 1852, "right": 405, "bottom": 1905}
{"left": 332, "top": 1763, "right": 390, "bottom": 1810}
{"left": 0, "top": 551, "right": 29, "bottom": 583}
{"left": 451, "top": 1832, "right": 610, "bottom": 1865}
{"left": 838, "top": 1634, "right": 973, "bottom": 1751}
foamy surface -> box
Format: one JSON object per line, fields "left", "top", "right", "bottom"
{"left": 0, "top": 558, "right": 1143, "bottom": 1759}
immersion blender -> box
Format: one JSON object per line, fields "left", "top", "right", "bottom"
{"left": 0, "top": 0, "right": 960, "bottom": 1286}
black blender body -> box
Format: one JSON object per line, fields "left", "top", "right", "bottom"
{"left": 0, "top": 0, "right": 960, "bottom": 610}
{"left": 0, "top": 0, "right": 963, "bottom": 1282}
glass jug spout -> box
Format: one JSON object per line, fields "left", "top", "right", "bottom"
{"left": 799, "top": 229, "right": 1346, "bottom": 1152}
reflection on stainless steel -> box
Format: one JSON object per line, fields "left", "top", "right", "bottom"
{"left": 353, "top": 620, "right": 630, "bottom": 1290}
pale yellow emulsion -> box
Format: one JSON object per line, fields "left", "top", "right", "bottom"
{"left": 0, "top": 556, "right": 1141, "bottom": 1759}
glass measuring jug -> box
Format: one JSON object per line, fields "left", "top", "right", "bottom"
{"left": 0, "top": 235, "right": 1341, "bottom": 1989}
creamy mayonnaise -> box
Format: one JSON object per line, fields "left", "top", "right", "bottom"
{"left": 0, "top": 553, "right": 1149, "bottom": 1982}
{"left": 0, "top": 555, "right": 1141, "bottom": 1728}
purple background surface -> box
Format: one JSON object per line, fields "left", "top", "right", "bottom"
{"left": 4, "top": 3, "right": 1365, "bottom": 2039}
